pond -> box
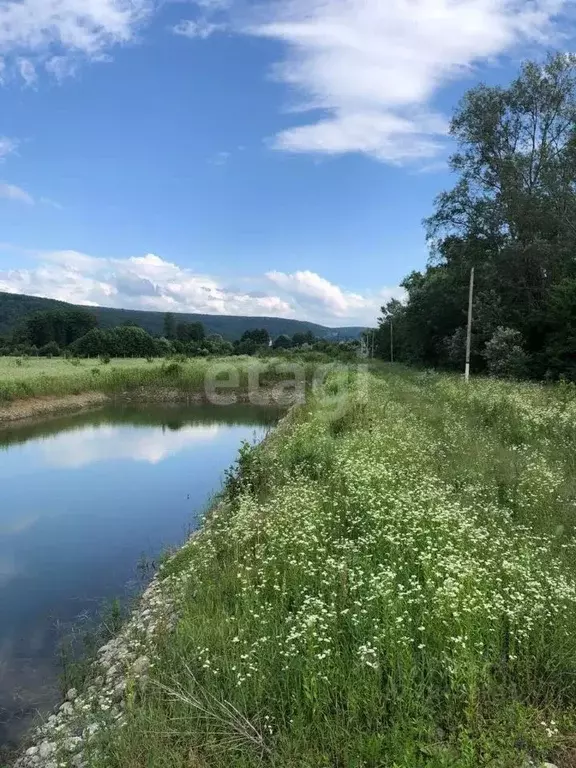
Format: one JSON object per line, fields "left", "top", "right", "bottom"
{"left": 0, "top": 402, "right": 279, "bottom": 751}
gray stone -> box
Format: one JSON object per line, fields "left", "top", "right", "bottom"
{"left": 39, "top": 741, "right": 55, "bottom": 759}
{"left": 59, "top": 701, "right": 74, "bottom": 716}
{"left": 64, "top": 736, "right": 82, "bottom": 753}
{"left": 25, "top": 746, "right": 39, "bottom": 756}
{"left": 84, "top": 723, "right": 100, "bottom": 738}
{"left": 112, "top": 681, "right": 126, "bottom": 701}
{"left": 66, "top": 687, "right": 78, "bottom": 701}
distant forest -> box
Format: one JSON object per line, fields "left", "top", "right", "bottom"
{"left": 0, "top": 291, "right": 364, "bottom": 343}
{"left": 0, "top": 291, "right": 364, "bottom": 359}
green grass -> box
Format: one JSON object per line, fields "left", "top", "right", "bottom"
{"left": 84, "top": 365, "right": 576, "bottom": 768}
{"left": 0, "top": 356, "right": 323, "bottom": 404}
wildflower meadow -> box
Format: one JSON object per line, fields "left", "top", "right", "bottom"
{"left": 94, "top": 366, "right": 576, "bottom": 768}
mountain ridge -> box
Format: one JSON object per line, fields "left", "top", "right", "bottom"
{"left": 0, "top": 291, "right": 366, "bottom": 341}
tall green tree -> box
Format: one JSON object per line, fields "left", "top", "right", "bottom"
{"left": 240, "top": 329, "right": 270, "bottom": 346}
{"left": 176, "top": 322, "right": 205, "bottom": 343}
{"left": 25, "top": 309, "right": 97, "bottom": 348}
{"left": 379, "top": 53, "right": 576, "bottom": 379}
{"left": 163, "top": 312, "right": 176, "bottom": 340}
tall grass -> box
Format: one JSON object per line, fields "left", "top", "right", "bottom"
{"left": 0, "top": 357, "right": 322, "bottom": 404}
{"left": 86, "top": 367, "right": 576, "bottom": 766}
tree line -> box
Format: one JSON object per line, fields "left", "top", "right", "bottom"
{"left": 375, "top": 53, "right": 576, "bottom": 380}
{"left": 0, "top": 309, "right": 356, "bottom": 360}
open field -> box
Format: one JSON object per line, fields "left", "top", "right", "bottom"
{"left": 70, "top": 365, "right": 576, "bottom": 768}
{"left": 0, "top": 356, "right": 329, "bottom": 412}
{"left": 0, "top": 357, "right": 215, "bottom": 403}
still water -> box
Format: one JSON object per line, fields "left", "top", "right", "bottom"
{"left": 0, "top": 403, "right": 279, "bottom": 750}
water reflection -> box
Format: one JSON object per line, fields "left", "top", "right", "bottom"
{"left": 41, "top": 424, "right": 222, "bottom": 468}
{"left": 0, "top": 402, "right": 279, "bottom": 752}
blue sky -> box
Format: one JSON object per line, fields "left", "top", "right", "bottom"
{"left": 0, "top": 0, "right": 572, "bottom": 327}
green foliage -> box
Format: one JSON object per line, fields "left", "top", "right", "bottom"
{"left": 240, "top": 328, "right": 271, "bottom": 347}
{"left": 162, "top": 361, "right": 183, "bottom": 376}
{"left": 292, "top": 330, "right": 316, "bottom": 346}
{"left": 97, "top": 367, "right": 576, "bottom": 767}
{"left": 71, "top": 326, "right": 160, "bottom": 358}
{"left": 24, "top": 308, "right": 97, "bottom": 348}
{"left": 176, "top": 321, "right": 205, "bottom": 343}
{"left": 224, "top": 440, "right": 265, "bottom": 500}
{"left": 484, "top": 327, "right": 529, "bottom": 379}
{"left": 234, "top": 338, "right": 259, "bottom": 356}
{"left": 0, "top": 291, "right": 363, "bottom": 342}
{"left": 273, "top": 334, "right": 293, "bottom": 349}
{"left": 38, "top": 340, "right": 61, "bottom": 357}
{"left": 163, "top": 312, "right": 176, "bottom": 340}
{"left": 376, "top": 53, "right": 576, "bottom": 381}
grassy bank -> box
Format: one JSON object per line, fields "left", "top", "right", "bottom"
{"left": 84, "top": 366, "right": 576, "bottom": 768}
{"left": 0, "top": 356, "right": 323, "bottom": 407}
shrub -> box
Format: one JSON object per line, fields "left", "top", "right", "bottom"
{"left": 38, "top": 341, "right": 61, "bottom": 357}
{"left": 484, "top": 326, "right": 529, "bottom": 379}
{"left": 163, "top": 361, "right": 183, "bottom": 376}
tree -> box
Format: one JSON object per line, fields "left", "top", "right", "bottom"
{"left": 71, "top": 326, "right": 159, "bottom": 358}
{"left": 240, "top": 329, "right": 270, "bottom": 346}
{"left": 38, "top": 341, "right": 61, "bottom": 357}
{"left": 377, "top": 53, "right": 576, "bottom": 379}
{"left": 71, "top": 329, "right": 111, "bottom": 357}
{"left": 176, "top": 322, "right": 205, "bottom": 343}
{"left": 112, "top": 326, "right": 158, "bottom": 357}
{"left": 163, "top": 313, "right": 176, "bottom": 340}
{"left": 292, "top": 331, "right": 315, "bottom": 346}
{"left": 273, "top": 334, "right": 293, "bottom": 350}
{"left": 484, "top": 327, "right": 529, "bottom": 379}
{"left": 234, "top": 338, "right": 259, "bottom": 356}
{"left": 544, "top": 278, "right": 576, "bottom": 379}
{"left": 25, "top": 309, "right": 97, "bottom": 348}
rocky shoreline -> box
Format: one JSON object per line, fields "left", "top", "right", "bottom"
{"left": 13, "top": 544, "right": 192, "bottom": 768}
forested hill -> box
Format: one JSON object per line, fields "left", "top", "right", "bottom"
{"left": 0, "top": 291, "right": 365, "bottom": 341}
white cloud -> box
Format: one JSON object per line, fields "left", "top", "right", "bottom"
{"left": 267, "top": 269, "right": 403, "bottom": 324}
{"left": 0, "top": 250, "right": 296, "bottom": 317}
{"left": 192, "top": 0, "right": 231, "bottom": 9}
{"left": 245, "top": 0, "right": 573, "bottom": 164}
{"left": 39, "top": 196, "right": 63, "bottom": 209}
{"left": 42, "top": 424, "right": 222, "bottom": 468}
{"left": 0, "top": 0, "right": 152, "bottom": 82}
{"left": 173, "top": 18, "right": 226, "bottom": 38}
{"left": 0, "top": 181, "right": 33, "bottom": 204}
{"left": 17, "top": 56, "right": 36, "bottom": 86}
{"left": 44, "top": 55, "right": 77, "bottom": 82}
{"left": 0, "top": 249, "right": 399, "bottom": 325}
{"left": 0, "top": 136, "right": 18, "bottom": 160}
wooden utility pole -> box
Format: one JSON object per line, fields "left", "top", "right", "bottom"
{"left": 390, "top": 320, "right": 394, "bottom": 364}
{"left": 371, "top": 329, "right": 375, "bottom": 359}
{"left": 465, "top": 267, "right": 475, "bottom": 382}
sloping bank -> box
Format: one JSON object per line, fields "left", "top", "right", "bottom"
{"left": 14, "top": 367, "right": 576, "bottom": 768}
